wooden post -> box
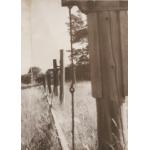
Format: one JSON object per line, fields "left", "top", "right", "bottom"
{"left": 62, "top": 1, "right": 128, "bottom": 150}
{"left": 87, "top": 4, "right": 127, "bottom": 150}
{"left": 53, "top": 59, "right": 58, "bottom": 96}
{"left": 46, "top": 70, "right": 52, "bottom": 94}
{"left": 59, "top": 49, "right": 64, "bottom": 103}
{"left": 43, "top": 74, "right": 46, "bottom": 91}
{"left": 88, "top": 10, "right": 127, "bottom": 150}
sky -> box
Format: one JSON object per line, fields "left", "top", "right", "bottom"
{"left": 22, "top": 0, "right": 75, "bottom": 74}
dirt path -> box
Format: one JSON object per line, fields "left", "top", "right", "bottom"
{"left": 21, "top": 87, "right": 62, "bottom": 150}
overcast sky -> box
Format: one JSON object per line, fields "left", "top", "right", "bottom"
{"left": 22, "top": 0, "right": 74, "bottom": 74}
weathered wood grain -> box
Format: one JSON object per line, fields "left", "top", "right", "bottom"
{"left": 87, "top": 12, "right": 102, "bottom": 98}
{"left": 98, "top": 11, "right": 119, "bottom": 101}
{"left": 59, "top": 49, "right": 64, "bottom": 103}
{"left": 109, "top": 11, "right": 125, "bottom": 103}
{"left": 87, "top": 9, "right": 127, "bottom": 149}
{"left": 119, "top": 10, "right": 128, "bottom": 96}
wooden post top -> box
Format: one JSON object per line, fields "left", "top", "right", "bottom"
{"left": 62, "top": 0, "right": 128, "bottom": 13}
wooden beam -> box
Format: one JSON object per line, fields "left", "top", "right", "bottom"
{"left": 119, "top": 11, "right": 128, "bottom": 96}
{"left": 51, "top": 108, "right": 70, "bottom": 150}
{"left": 87, "top": 9, "right": 128, "bottom": 150}
{"left": 62, "top": 0, "right": 128, "bottom": 14}
{"left": 87, "top": 12, "right": 102, "bottom": 98}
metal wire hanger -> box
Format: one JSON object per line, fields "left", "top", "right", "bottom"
{"left": 68, "top": 6, "right": 75, "bottom": 150}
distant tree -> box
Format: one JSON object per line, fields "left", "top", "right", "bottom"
{"left": 28, "top": 66, "right": 42, "bottom": 76}
{"left": 66, "top": 9, "right": 89, "bottom": 65}
{"left": 21, "top": 67, "right": 42, "bottom": 84}
{"left": 21, "top": 74, "right": 31, "bottom": 84}
{"left": 27, "top": 66, "right": 43, "bottom": 83}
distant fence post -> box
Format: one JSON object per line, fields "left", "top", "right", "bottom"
{"left": 59, "top": 49, "right": 64, "bottom": 103}
{"left": 53, "top": 59, "right": 58, "bottom": 96}
{"left": 43, "top": 74, "right": 46, "bottom": 91}
{"left": 46, "top": 70, "right": 52, "bottom": 94}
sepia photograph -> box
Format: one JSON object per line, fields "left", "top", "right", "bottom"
{"left": 21, "top": 0, "right": 128, "bottom": 150}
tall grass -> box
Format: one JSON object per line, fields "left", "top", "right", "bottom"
{"left": 53, "top": 81, "right": 98, "bottom": 150}
{"left": 21, "top": 87, "right": 61, "bottom": 150}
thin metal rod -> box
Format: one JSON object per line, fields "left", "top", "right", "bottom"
{"left": 69, "top": 6, "right": 75, "bottom": 150}
{"left": 69, "top": 8, "right": 74, "bottom": 80}
{"left": 71, "top": 89, "right": 75, "bottom": 150}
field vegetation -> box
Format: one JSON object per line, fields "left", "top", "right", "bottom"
{"left": 22, "top": 81, "right": 98, "bottom": 150}
{"left": 53, "top": 81, "right": 98, "bottom": 150}
{"left": 21, "top": 87, "right": 62, "bottom": 150}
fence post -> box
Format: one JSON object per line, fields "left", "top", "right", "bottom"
{"left": 53, "top": 59, "right": 58, "bottom": 96}
{"left": 59, "top": 49, "right": 64, "bottom": 103}
{"left": 46, "top": 70, "right": 52, "bottom": 94}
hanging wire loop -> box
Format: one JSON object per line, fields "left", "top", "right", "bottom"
{"left": 70, "top": 86, "right": 75, "bottom": 93}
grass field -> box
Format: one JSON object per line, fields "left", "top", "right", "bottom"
{"left": 21, "top": 87, "right": 62, "bottom": 150}
{"left": 21, "top": 81, "right": 98, "bottom": 150}
{"left": 53, "top": 81, "right": 98, "bottom": 150}
{"left": 52, "top": 81, "right": 128, "bottom": 150}
{"left": 22, "top": 81, "right": 127, "bottom": 150}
